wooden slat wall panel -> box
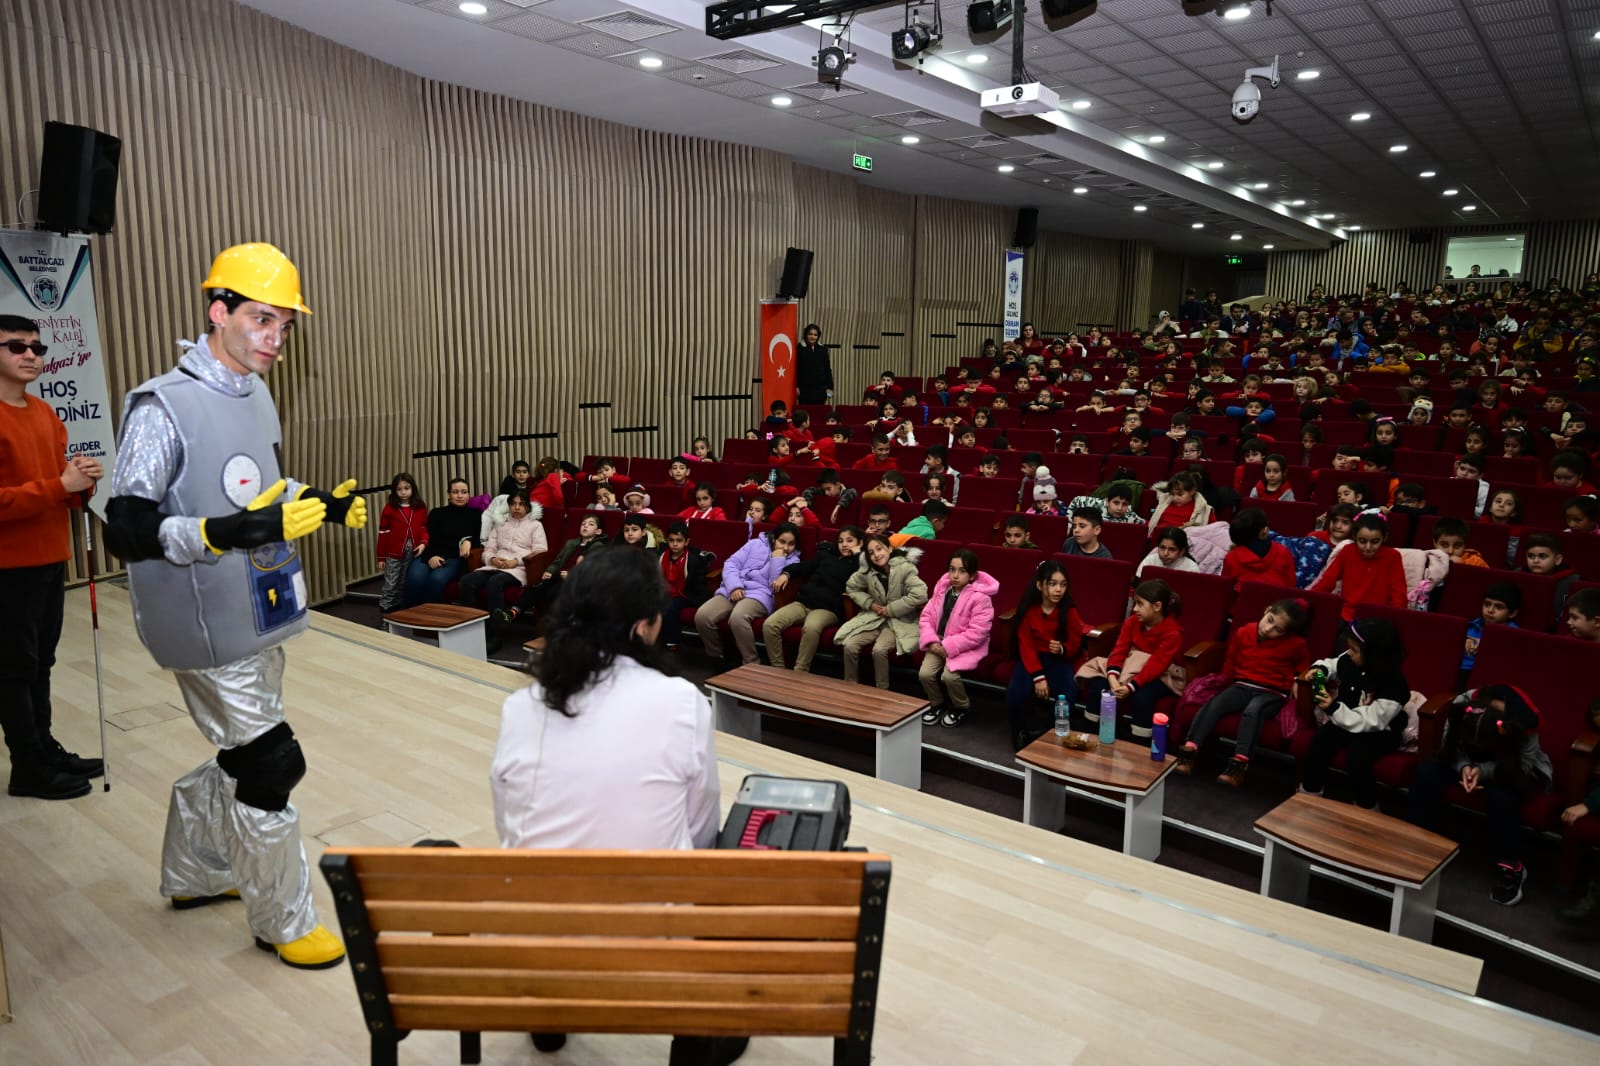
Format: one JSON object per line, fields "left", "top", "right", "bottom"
{"left": 790, "top": 165, "right": 916, "bottom": 401}
{"left": 1022, "top": 229, "right": 1122, "bottom": 337}
{"left": 1265, "top": 220, "right": 1600, "bottom": 302}
{"left": 913, "top": 195, "right": 1010, "bottom": 374}
{"left": 2, "top": 0, "right": 1133, "bottom": 601}
{"left": 1148, "top": 252, "right": 1185, "bottom": 326}
{"left": 1114, "top": 240, "right": 1154, "bottom": 334}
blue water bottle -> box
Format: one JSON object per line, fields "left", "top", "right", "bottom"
{"left": 1098, "top": 690, "right": 1117, "bottom": 745}
{"left": 1151, "top": 712, "right": 1169, "bottom": 762}
{"left": 1054, "top": 694, "right": 1071, "bottom": 737}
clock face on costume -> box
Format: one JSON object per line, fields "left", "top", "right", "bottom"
{"left": 222, "top": 454, "right": 264, "bottom": 507}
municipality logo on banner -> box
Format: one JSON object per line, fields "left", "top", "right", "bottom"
{"left": 1003, "top": 249, "right": 1025, "bottom": 340}
{"left": 0, "top": 229, "right": 118, "bottom": 516}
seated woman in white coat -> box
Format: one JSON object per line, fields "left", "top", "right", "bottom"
{"left": 489, "top": 547, "right": 744, "bottom": 1064}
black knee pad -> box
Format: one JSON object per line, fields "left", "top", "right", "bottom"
{"left": 216, "top": 722, "right": 306, "bottom": 812}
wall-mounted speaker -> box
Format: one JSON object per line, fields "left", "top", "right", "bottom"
{"left": 1409, "top": 229, "right": 1434, "bottom": 245}
{"left": 1012, "top": 207, "right": 1038, "bottom": 248}
{"left": 37, "top": 121, "right": 121, "bottom": 235}
{"left": 778, "top": 247, "right": 814, "bottom": 299}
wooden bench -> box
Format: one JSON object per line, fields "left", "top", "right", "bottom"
{"left": 1254, "top": 792, "right": 1459, "bottom": 942}
{"left": 704, "top": 664, "right": 926, "bottom": 789}
{"left": 320, "top": 847, "right": 892, "bottom": 1066}
{"left": 382, "top": 604, "right": 490, "bottom": 660}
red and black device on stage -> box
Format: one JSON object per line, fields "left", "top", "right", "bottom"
{"left": 717, "top": 775, "right": 851, "bottom": 852}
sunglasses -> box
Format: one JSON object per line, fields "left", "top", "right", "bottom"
{"left": 2, "top": 340, "right": 48, "bottom": 356}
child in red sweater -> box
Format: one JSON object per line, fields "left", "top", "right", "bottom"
{"left": 376, "top": 472, "right": 429, "bottom": 611}
{"left": 1176, "top": 598, "right": 1311, "bottom": 786}
{"left": 1076, "top": 580, "right": 1184, "bottom": 739}
{"left": 1005, "top": 561, "right": 1085, "bottom": 750}
{"left": 1309, "top": 514, "right": 1407, "bottom": 620}
{"left": 1222, "top": 508, "right": 1298, "bottom": 589}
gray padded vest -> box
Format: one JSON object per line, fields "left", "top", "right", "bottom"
{"left": 123, "top": 368, "right": 308, "bottom": 670}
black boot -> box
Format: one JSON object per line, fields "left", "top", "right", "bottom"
{"left": 8, "top": 752, "right": 92, "bottom": 800}
{"left": 668, "top": 1036, "right": 749, "bottom": 1066}
{"left": 44, "top": 737, "right": 104, "bottom": 779}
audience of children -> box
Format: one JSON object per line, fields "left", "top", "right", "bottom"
{"left": 1298, "top": 617, "right": 1412, "bottom": 809}
{"left": 1006, "top": 561, "right": 1085, "bottom": 751}
{"left": 836, "top": 535, "right": 930, "bottom": 690}
{"left": 1076, "top": 580, "right": 1184, "bottom": 739}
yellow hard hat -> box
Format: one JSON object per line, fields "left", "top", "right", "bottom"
{"left": 200, "top": 243, "right": 312, "bottom": 314}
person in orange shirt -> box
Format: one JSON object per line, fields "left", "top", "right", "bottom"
{"left": 0, "top": 314, "right": 104, "bottom": 800}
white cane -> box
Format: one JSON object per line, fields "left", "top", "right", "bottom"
{"left": 81, "top": 493, "right": 111, "bottom": 792}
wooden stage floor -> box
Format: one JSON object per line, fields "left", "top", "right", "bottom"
{"left": 0, "top": 586, "right": 1593, "bottom": 1064}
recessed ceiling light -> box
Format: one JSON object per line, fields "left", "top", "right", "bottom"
{"left": 1462, "top": 204, "right": 1477, "bottom": 212}
{"left": 1192, "top": 222, "right": 1205, "bottom": 229}
{"left": 1071, "top": 99, "right": 1091, "bottom": 110}
{"left": 1290, "top": 199, "right": 1306, "bottom": 206}
{"left": 1388, "top": 144, "right": 1408, "bottom": 153}
{"left": 900, "top": 135, "right": 920, "bottom": 145}
{"left": 458, "top": 2, "right": 488, "bottom": 14}
{"left": 1419, "top": 170, "right": 1437, "bottom": 178}
{"left": 1505, "top": 236, "right": 1517, "bottom": 241}
{"left": 638, "top": 56, "right": 664, "bottom": 69}
{"left": 997, "top": 164, "right": 1016, "bottom": 173}
{"left": 1072, "top": 186, "right": 1088, "bottom": 194}
{"left": 1593, "top": 29, "right": 1600, "bottom": 38}
{"left": 1442, "top": 188, "right": 1458, "bottom": 196}
{"left": 1296, "top": 70, "right": 1320, "bottom": 81}
{"left": 967, "top": 53, "right": 988, "bottom": 64}
{"left": 1230, "top": 233, "right": 1243, "bottom": 240}
{"left": 1347, "top": 225, "right": 1362, "bottom": 231}
{"left": 1223, "top": 2, "right": 1252, "bottom": 19}
{"left": 1133, "top": 205, "right": 1148, "bottom": 212}
{"left": 1253, "top": 182, "right": 1270, "bottom": 189}
{"left": 1263, "top": 243, "right": 1275, "bottom": 249}
{"left": 1148, "top": 134, "right": 1167, "bottom": 144}
{"left": 1350, "top": 112, "right": 1371, "bottom": 121}
{"left": 1207, "top": 161, "right": 1225, "bottom": 170}
{"left": 1318, "top": 213, "right": 1336, "bottom": 220}
{"left": 771, "top": 95, "right": 793, "bottom": 107}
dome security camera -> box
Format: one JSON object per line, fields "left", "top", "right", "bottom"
{"left": 1232, "top": 79, "right": 1261, "bottom": 121}
{"left": 1231, "top": 55, "right": 1280, "bottom": 123}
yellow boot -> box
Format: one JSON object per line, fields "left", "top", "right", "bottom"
{"left": 171, "top": 888, "right": 241, "bottom": 910}
{"left": 254, "top": 924, "right": 346, "bottom": 970}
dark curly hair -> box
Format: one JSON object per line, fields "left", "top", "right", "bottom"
{"left": 534, "top": 546, "right": 666, "bottom": 718}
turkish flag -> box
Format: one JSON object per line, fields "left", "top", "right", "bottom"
{"left": 760, "top": 299, "right": 798, "bottom": 416}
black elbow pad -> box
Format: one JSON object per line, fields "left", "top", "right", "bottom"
{"left": 104, "top": 495, "right": 170, "bottom": 562}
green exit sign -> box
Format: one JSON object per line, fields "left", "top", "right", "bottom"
{"left": 1225, "top": 255, "right": 1244, "bottom": 265}
{"left": 852, "top": 153, "right": 873, "bottom": 172}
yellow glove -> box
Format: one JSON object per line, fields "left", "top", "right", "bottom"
{"left": 199, "top": 478, "right": 326, "bottom": 554}
{"left": 295, "top": 477, "right": 369, "bottom": 530}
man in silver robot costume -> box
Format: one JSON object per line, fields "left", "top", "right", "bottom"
{"left": 103, "top": 243, "right": 366, "bottom": 970}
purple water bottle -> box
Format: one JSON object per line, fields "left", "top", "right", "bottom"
{"left": 1151, "top": 712, "right": 1169, "bottom": 762}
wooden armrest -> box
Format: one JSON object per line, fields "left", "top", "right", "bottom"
{"left": 843, "top": 599, "right": 860, "bottom": 620}
{"left": 1415, "top": 692, "right": 1456, "bottom": 760}
{"left": 468, "top": 547, "right": 484, "bottom": 571}
{"left": 1180, "top": 640, "right": 1226, "bottom": 682}
{"left": 522, "top": 550, "right": 552, "bottom": 584}
{"left": 1565, "top": 730, "right": 1600, "bottom": 805}
{"left": 773, "top": 579, "right": 800, "bottom": 609}
{"left": 997, "top": 608, "right": 1016, "bottom": 622}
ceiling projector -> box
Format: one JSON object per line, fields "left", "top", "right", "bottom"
{"left": 980, "top": 82, "right": 1061, "bottom": 118}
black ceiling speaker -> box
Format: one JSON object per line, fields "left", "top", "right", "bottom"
{"left": 778, "top": 247, "right": 814, "bottom": 299}
{"left": 1409, "top": 229, "right": 1434, "bottom": 245}
{"left": 37, "top": 121, "right": 121, "bottom": 235}
{"left": 1012, "top": 207, "right": 1038, "bottom": 248}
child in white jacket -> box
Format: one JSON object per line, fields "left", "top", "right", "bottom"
{"left": 1297, "top": 616, "right": 1411, "bottom": 809}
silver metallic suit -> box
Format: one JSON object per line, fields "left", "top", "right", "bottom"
{"left": 112, "top": 337, "right": 316, "bottom": 944}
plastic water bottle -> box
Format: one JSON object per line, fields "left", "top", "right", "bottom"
{"left": 1151, "top": 712, "right": 1169, "bottom": 763}
{"left": 1054, "top": 694, "right": 1071, "bottom": 738}
{"left": 1098, "top": 690, "right": 1117, "bottom": 746}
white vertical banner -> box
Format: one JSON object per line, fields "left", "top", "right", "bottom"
{"left": 1003, "top": 248, "right": 1024, "bottom": 341}
{"left": 0, "top": 229, "right": 116, "bottom": 517}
